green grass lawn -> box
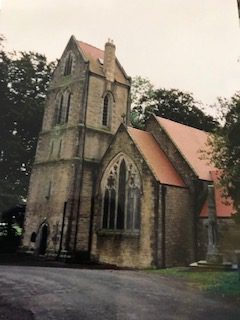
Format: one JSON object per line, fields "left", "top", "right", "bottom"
{"left": 148, "top": 268, "right": 240, "bottom": 298}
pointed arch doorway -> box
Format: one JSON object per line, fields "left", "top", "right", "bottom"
{"left": 38, "top": 223, "right": 48, "bottom": 255}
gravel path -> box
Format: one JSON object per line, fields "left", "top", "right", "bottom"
{"left": 0, "top": 266, "right": 239, "bottom": 320}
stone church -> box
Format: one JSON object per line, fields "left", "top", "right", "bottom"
{"left": 23, "top": 36, "right": 238, "bottom": 268}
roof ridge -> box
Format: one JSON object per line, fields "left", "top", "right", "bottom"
{"left": 127, "top": 127, "right": 151, "bottom": 135}
{"left": 156, "top": 116, "right": 208, "bottom": 134}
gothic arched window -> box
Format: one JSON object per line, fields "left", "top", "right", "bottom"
{"left": 102, "top": 94, "right": 110, "bottom": 127}
{"left": 56, "top": 91, "right": 72, "bottom": 126}
{"left": 102, "top": 189, "right": 109, "bottom": 229}
{"left": 56, "top": 95, "right": 64, "bottom": 124}
{"left": 64, "top": 54, "right": 73, "bottom": 76}
{"left": 117, "top": 160, "right": 126, "bottom": 229}
{"left": 65, "top": 93, "right": 71, "bottom": 123}
{"left": 102, "top": 183, "right": 116, "bottom": 229}
{"left": 100, "top": 154, "right": 141, "bottom": 232}
{"left": 127, "top": 185, "right": 140, "bottom": 230}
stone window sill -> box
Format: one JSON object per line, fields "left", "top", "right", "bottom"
{"left": 97, "top": 229, "right": 140, "bottom": 238}
{"left": 101, "top": 125, "right": 111, "bottom": 132}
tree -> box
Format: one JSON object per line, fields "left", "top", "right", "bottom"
{"left": 0, "top": 204, "right": 26, "bottom": 253}
{"left": 207, "top": 92, "right": 240, "bottom": 218}
{"left": 130, "top": 76, "right": 157, "bottom": 129}
{"left": 0, "top": 37, "right": 56, "bottom": 212}
{"left": 130, "top": 76, "right": 219, "bottom": 132}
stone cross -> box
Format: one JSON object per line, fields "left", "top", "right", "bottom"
{"left": 206, "top": 184, "right": 222, "bottom": 264}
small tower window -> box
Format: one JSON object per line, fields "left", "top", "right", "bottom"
{"left": 102, "top": 95, "right": 110, "bottom": 126}
{"left": 57, "top": 95, "right": 64, "bottom": 124}
{"left": 56, "top": 91, "right": 72, "bottom": 126}
{"left": 65, "top": 93, "right": 71, "bottom": 123}
{"left": 64, "top": 54, "right": 73, "bottom": 76}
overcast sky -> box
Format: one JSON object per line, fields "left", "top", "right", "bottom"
{"left": 0, "top": 0, "right": 239, "bottom": 110}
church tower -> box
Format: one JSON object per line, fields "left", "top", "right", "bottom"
{"left": 23, "top": 36, "right": 131, "bottom": 258}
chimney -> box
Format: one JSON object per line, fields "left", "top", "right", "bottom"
{"left": 104, "top": 39, "right": 116, "bottom": 82}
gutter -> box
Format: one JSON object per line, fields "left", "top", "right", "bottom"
{"left": 155, "top": 183, "right": 166, "bottom": 268}
{"left": 160, "top": 184, "right": 166, "bottom": 268}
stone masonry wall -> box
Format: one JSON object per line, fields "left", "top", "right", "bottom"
{"left": 84, "top": 128, "right": 113, "bottom": 162}
{"left": 84, "top": 75, "right": 129, "bottom": 163}
{"left": 198, "top": 218, "right": 240, "bottom": 263}
{"left": 42, "top": 39, "right": 88, "bottom": 132}
{"left": 23, "top": 160, "right": 75, "bottom": 252}
{"left": 24, "top": 37, "right": 131, "bottom": 258}
{"left": 23, "top": 37, "right": 88, "bottom": 253}
{"left": 86, "top": 76, "right": 129, "bottom": 133}
{"left": 164, "top": 186, "right": 194, "bottom": 266}
{"left": 91, "top": 128, "right": 158, "bottom": 268}
{"left": 74, "top": 162, "right": 96, "bottom": 252}
{"left": 146, "top": 116, "right": 206, "bottom": 261}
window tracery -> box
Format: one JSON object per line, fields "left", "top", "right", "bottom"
{"left": 101, "top": 154, "right": 141, "bottom": 231}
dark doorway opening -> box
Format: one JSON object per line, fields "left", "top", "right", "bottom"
{"left": 39, "top": 224, "right": 48, "bottom": 255}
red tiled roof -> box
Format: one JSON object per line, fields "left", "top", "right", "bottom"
{"left": 78, "top": 41, "right": 104, "bottom": 61}
{"left": 77, "top": 41, "right": 130, "bottom": 85}
{"left": 127, "top": 127, "right": 185, "bottom": 188}
{"left": 199, "top": 200, "right": 208, "bottom": 217}
{"left": 155, "top": 117, "right": 234, "bottom": 217}
{"left": 200, "top": 171, "right": 233, "bottom": 218}
{"left": 157, "top": 117, "right": 216, "bottom": 181}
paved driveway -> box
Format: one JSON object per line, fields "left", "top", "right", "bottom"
{"left": 0, "top": 266, "right": 239, "bottom": 320}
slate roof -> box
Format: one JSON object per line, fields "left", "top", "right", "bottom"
{"left": 127, "top": 127, "right": 185, "bottom": 188}
{"left": 77, "top": 41, "right": 130, "bottom": 86}
{"left": 156, "top": 116, "right": 215, "bottom": 181}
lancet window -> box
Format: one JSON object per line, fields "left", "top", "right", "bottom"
{"left": 102, "top": 93, "right": 112, "bottom": 127}
{"left": 64, "top": 54, "right": 73, "bottom": 76}
{"left": 56, "top": 95, "right": 64, "bottom": 124}
{"left": 56, "top": 91, "right": 72, "bottom": 125}
{"left": 65, "top": 93, "right": 71, "bottom": 123}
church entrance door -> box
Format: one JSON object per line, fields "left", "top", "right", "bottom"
{"left": 39, "top": 224, "right": 48, "bottom": 255}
